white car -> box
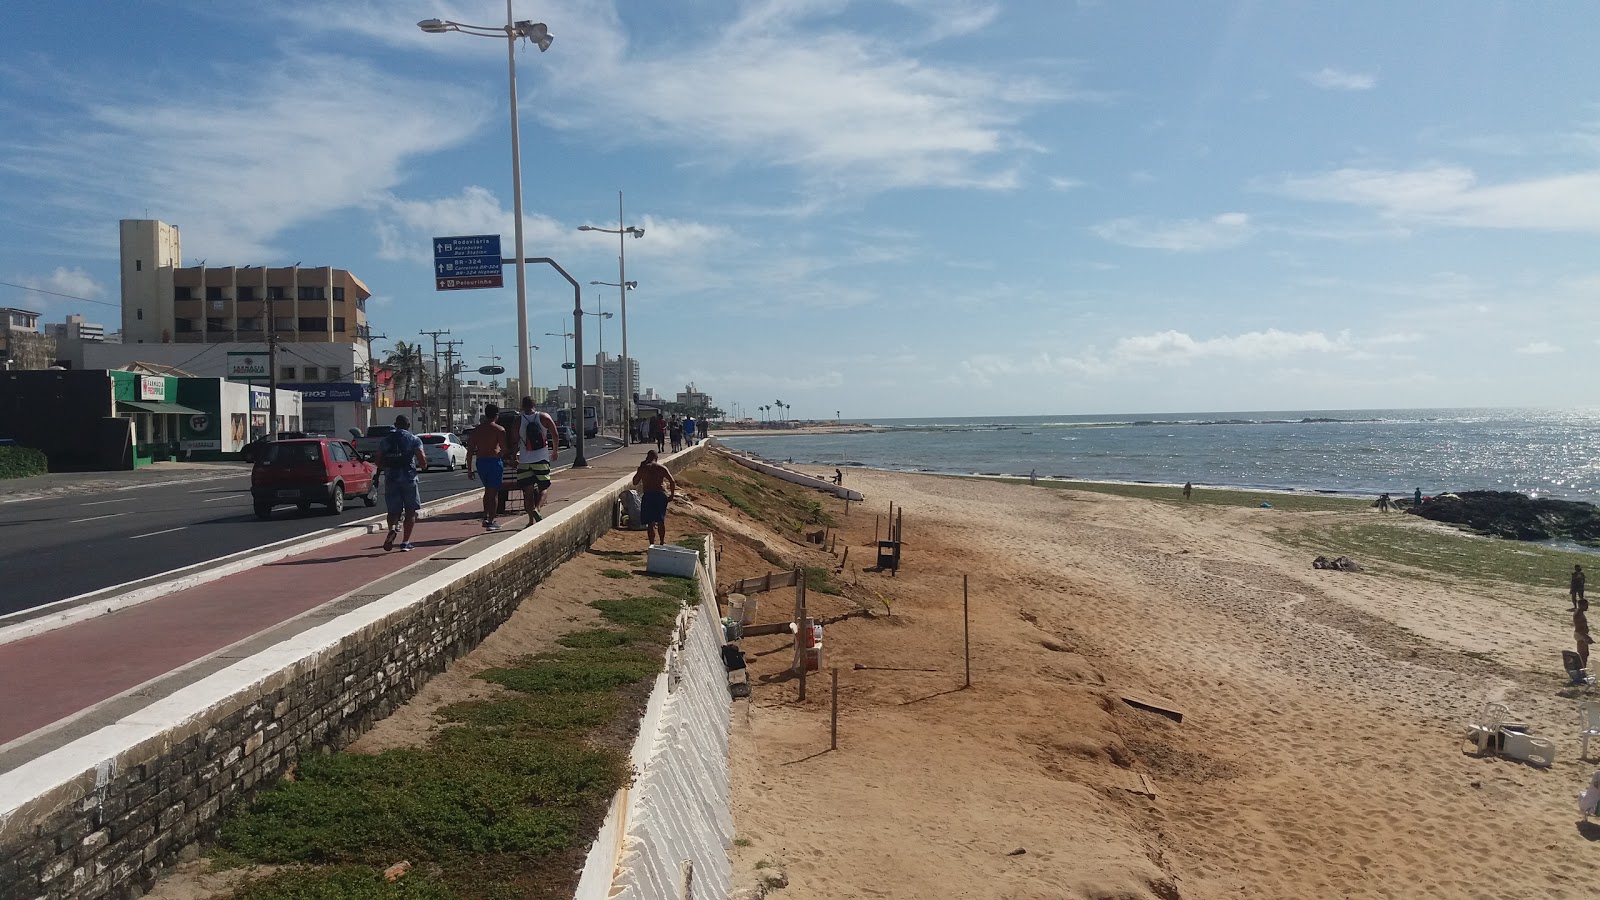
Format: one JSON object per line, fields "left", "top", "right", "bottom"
{"left": 418, "top": 432, "right": 467, "bottom": 470}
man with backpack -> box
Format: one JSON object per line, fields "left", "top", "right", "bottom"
{"left": 380, "top": 414, "right": 428, "bottom": 552}
{"left": 516, "top": 396, "right": 560, "bottom": 525}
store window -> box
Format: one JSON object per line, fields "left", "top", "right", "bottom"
{"left": 279, "top": 366, "right": 296, "bottom": 381}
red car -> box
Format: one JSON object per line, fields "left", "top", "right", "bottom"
{"left": 250, "top": 437, "right": 379, "bottom": 519}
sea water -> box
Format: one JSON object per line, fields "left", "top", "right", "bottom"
{"left": 718, "top": 408, "right": 1600, "bottom": 501}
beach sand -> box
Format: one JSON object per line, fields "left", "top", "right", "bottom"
{"left": 724, "top": 466, "right": 1596, "bottom": 899}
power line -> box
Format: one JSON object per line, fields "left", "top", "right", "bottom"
{"left": 0, "top": 280, "right": 121, "bottom": 309}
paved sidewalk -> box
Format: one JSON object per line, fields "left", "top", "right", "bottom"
{"left": 0, "top": 443, "right": 656, "bottom": 771}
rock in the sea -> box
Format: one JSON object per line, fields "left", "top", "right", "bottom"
{"left": 1408, "top": 490, "right": 1600, "bottom": 545}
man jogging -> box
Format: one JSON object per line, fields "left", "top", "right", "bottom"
{"left": 631, "top": 449, "right": 677, "bottom": 546}
{"left": 380, "top": 414, "right": 428, "bottom": 552}
{"left": 465, "top": 403, "right": 507, "bottom": 531}
{"left": 516, "top": 396, "right": 560, "bottom": 525}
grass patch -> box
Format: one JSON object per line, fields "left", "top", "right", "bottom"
{"left": 592, "top": 595, "right": 682, "bottom": 630}
{"left": 1274, "top": 520, "right": 1592, "bottom": 592}
{"left": 556, "top": 628, "right": 635, "bottom": 649}
{"left": 734, "top": 837, "right": 753, "bottom": 848}
{"left": 681, "top": 460, "right": 838, "bottom": 533}
{"left": 675, "top": 535, "right": 706, "bottom": 552}
{"left": 480, "top": 648, "right": 661, "bottom": 695}
{"left": 994, "top": 476, "right": 1368, "bottom": 514}
{"left": 436, "top": 693, "right": 622, "bottom": 731}
{"left": 803, "top": 566, "right": 842, "bottom": 596}
{"left": 599, "top": 568, "right": 632, "bottom": 579}
{"left": 233, "top": 864, "right": 457, "bottom": 899}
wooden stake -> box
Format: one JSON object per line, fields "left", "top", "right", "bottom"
{"left": 874, "top": 515, "right": 880, "bottom": 544}
{"left": 963, "top": 574, "right": 971, "bottom": 688}
{"left": 845, "top": 497, "right": 851, "bottom": 516}
{"left": 830, "top": 668, "right": 839, "bottom": 750}
{"left": 840, "top": 546, "right": 849, "bottom": 570}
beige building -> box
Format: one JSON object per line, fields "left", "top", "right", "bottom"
{"left": 1, "top": 308, "right": 55, "bottom": 370}
{"left": 119, "top": 219, "right": 371, "bottom": 346}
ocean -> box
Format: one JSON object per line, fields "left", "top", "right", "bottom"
{"left": 716, "top": 408, "right": 1600, "bottom": 501}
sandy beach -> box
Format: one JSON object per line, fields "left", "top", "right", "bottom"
{"left": 723, "top": 465, "right": 1596, "bottom": 899}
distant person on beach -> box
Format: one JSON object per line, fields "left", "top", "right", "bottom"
{"left": 1030, "top": 468, "right": 1038, "bottom": 486}
{"left": 833, "top": 468, "right": 844, "bottom": 485}
{"left": 1375, "top": 493, "right": 1392, "bottom": 512}
{"left": 1183, "top": 481, "right": 1193, "bottom": 500}
{"left": 1576, "top": 609, "right": 1593, "bottom": 669}
{"left": 631, "top": 450, "right": 677, "bottom": 545}
{"left": 1572, "top": 564, "right": 1587, "bottom": 612}
{"left": 1414, "top": 487, "right": 1423, "bottom": 508}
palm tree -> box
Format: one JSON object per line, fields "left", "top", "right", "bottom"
{"left": 783, "top": 402, "right": 791, "bottom": 422}
{"left": 775, "top": 400, "right": 784, "bottom": 424}
{"left": 382, "top": 340, "right": 422, "bottom": 409}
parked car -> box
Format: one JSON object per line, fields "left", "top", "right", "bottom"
{"left": 418, "top": 432, "right": 467, "bottom": 470}
{"left": 240, "top": 431, "right": 310, "bottom": 463}
{"left": 250, "top": 437, "right": 378, "bottom": 519}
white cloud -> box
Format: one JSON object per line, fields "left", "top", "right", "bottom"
{"left": 1111, "top": 328, "right": 1349, "bottom": 365}
{"left": 1091, "top": 212, "right": 1254, "bottom": 251}
{"left": 17, "top": 267, "right": 107, "bottom": 301}
{"left": 2, "top": 51, "right": 490, "bottom": 261}
{"left": 1270, "top": 165, "right": 1600, "bottom": 232}
{"left": 1516, "top": 341, "right": 1562, "bottom": 354}
{"left": 1048, "top": 176, "right": 1084, "bottom": 191}
{"left": 1304, "top": 67, "right": 1377, "bottom": 91}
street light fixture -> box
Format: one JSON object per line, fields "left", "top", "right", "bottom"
{"left": 579, "top": 194, "right": 644, "bottom": 444}
{"left": 417, "top": 7, "right": 553, "bottom": 396}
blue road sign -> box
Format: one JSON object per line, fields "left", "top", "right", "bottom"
{"left": 432, "top": 235, "right": 504, "bottom": 290}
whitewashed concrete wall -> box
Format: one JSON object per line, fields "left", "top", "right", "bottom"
{"left": 575, "top": 536, "right": 733, "bottom": 900}
{"left": 710, "top": 443, "right": 864, "bottom": 501}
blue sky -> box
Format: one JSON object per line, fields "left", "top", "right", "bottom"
{"left": 3, "top": 1, "right": 1599, "bottom": 418}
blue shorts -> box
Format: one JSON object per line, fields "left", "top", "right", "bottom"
{"left": 385, "top": 479, "right": 422, "bottom": 515}
{"left": 476, "top": 457, "right": 504, "bottom": 489}
{"left": 641, "top": 490, "right": 669, "bottom": 525}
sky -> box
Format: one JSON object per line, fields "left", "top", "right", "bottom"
{"left": 3, "top": 1, "right": 1599, "bottom": 419}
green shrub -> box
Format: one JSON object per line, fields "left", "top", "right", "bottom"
{"left": 591, "top": 596, "right": 682, "bottom": 630}
{"left": 480, "top": 648, "right": 660, "bottom": 694}
{"left": 436, "top": 693, "right": 622, "bottom": 730}
{"left": 0, "top": 446, "right": 47, "bottom": 479}
{"left": 233, "top": 864, "right": 457, "bottom": 900}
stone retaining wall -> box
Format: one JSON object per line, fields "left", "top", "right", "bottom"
{"left": 0, "top": 447, "right": 707, "bottom": 900}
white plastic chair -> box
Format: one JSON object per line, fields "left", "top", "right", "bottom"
{"left": 1580, "top": 702, "right": 1600, "bottom": 760}
{"left": 1501, "top": 731, "right": 1556, "bottom": 768}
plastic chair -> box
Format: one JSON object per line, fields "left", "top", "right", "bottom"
{"left": 1580, "top": 702, "right": 1600, "bottom": 760}
{"left": 1501, "top": 731, "right": 1556, "bottom": 768}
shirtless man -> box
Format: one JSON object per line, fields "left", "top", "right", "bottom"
{"left": 631, "top": 450, "right": 677, "bottom": 545}
{"left": 464, "top": 404, "right": 507, "bottom": 531}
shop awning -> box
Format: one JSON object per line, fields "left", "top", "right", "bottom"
{"left": 120, "top": 400, "right": 207, "bottom": 416}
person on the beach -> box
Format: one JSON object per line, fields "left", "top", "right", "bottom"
{"left": 669, "top": 416, "right": 683, "bottom": 453}
{"left": 1376, "top": 493, "right": 1391, "bottom": 512}
{"left": 379, "top": 414, "right": 428, "bottom": 552}
{"left": 651, "top": 413, "right": 667, "bottom": 452}
{"left": 1029, "top": 468, "right": 1037, "bottom": 486}
{"left": 516, "top": 396, "right": 559, "bottom": 525}
{"left": 631, "top": 449, "right": 677, "bottom": 546}
{"left": 1575, "top": 609, "right": 1593, "bottom": 669}
{"left": 1572, "top": 564, "right": 1587, "bottom": 612}
{"left": 464, "top": 404, "right": 506, "bottom": 531}
{"left": 833, "top": 468, "right": 844, "bottom": 485}
{"left": 1414, "top": 487, "right": 1423, "bottom": 508}
{"left": 1183, "top": 481, "right": 1193, "bottom": 500}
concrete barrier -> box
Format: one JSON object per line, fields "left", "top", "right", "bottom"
{"left": 711, "top": 443, "right": 864, "bottom": 501}
{"left": 575, "top": 534, "right": 732, "bottom": 899}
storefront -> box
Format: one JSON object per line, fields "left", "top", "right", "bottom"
{"left": 174, "top": 379, "right": 301, "bottom": 460}
{"left": 280, "top": 381, "right": 371, "bottom": 438}
{"left": 111, "top": 372, "right": 207, "bottom": 466}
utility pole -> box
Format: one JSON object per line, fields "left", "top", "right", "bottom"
{"left": 442, "top": 339, "right": 464, "bottom": 429}
{"left": 419, "top": 329, "right": 449, "bottom": 430}
{"left": 266, "top": 290, "right": 278, "bottom": 438}
{"left": 358, "top": 325, "right": 386, "bottom": 428}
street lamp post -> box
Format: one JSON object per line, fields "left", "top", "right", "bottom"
{"left": 418, "top": 9, "right": 552, "bottom": 395}
{"left": 579, "top": 196, "right": 643, "bottom": 445}
{"left": 580, "top": 297, "right": 614, "bottom": 437}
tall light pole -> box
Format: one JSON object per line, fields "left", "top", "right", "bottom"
{"left": 581, "top": 296, "right": 614, "bottom": 437}
{"left": 418, "top": 10, "right": 552, "bottom": 395}
{"left": 579, "top": 196, "right": 643, "bottom": 445}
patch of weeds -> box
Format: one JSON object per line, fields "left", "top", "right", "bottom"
{"left": 756, "top": 546, "right": 789, "bottom": 568}
{"left": 592, "top": 596, "right": 682, "bottom": 630}
{"left": 437, "top": 693, "right": 622, "bottom": 731}
{"left": 803, "top": 566, "right": 842, "bottom": 596}
{"left": 1273, "top": 520, "right": 1593, "bottom": 592}
{"left": 754, "top": 858, "right": 773, "bottom": 870}
{"left": 233, "top": 864, "right": 457, "bottom": 899}
{"left": 733, "top": 837, "right": 753, "bottom": 848}
{"left": 675, "top": 535, "right": 706, "bottom": 552}
{"left": 556, "top": 628, "right": 634, "bottom": 649}
{"left": 690, "top": 513, "right": 715, "bottom": 530}
{"left": 649, "top": 577, "right": 699, "bottom": 604}
{"left": 980, "top": 474, "right": 1366, "bottom": 513}
{"left": 220, "top": 739, "right": 624, "bottom": 864}
{"left": 600, "top": 569, "right": 632, "bottom": 579}
{"left": 480, "top": 648, "right": 661, "bottom": 695}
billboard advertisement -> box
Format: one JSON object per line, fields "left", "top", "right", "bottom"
{"left": 226, "top": 352, "right": 269, "bottom": 379}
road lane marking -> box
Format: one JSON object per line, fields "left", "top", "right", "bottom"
{"left": 69, "top": 513, "right": 125, "bottom": 523}
{"left": 79, "top": 498, "right": 136, "bottom": 507}
{"left": 204, "top": 495, "right": 243, "bottom": 503}
{"left": 130, "top": 527, "right": 188, "bottom": 540}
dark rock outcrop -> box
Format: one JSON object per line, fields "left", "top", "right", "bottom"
{"left": 1408, "top": 490, "right": 1600, "bottom": 545}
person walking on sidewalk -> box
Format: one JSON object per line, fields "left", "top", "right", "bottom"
{"left": 465, "top": 403, "right": 508, "bottom": 531}
{"left": 669, "top": 416, "right": 683, "bottom": 453}
{"left": 380, "top": 414, "right": 428, "bottom": 552}
{"left": 651, "top": 412, "right": 667, "bottom": 453}
{"left": 516, "top": 397, "right": 560, "bottom": 526}
{"left": 632, "top": 449, "right": 677, "bottom": 546}
{"left": 683, "top": 415, "right": 697, "bottom": 446}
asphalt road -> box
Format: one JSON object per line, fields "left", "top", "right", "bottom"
{"left": 0, "top": 444, "right": 618, "bottom": 617}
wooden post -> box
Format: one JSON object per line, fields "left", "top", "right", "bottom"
{"left": 874, "top": 515, "right": 880, "bottom": 544}
{"left": 963, "top": 574, "right": 971, "bottom": 688}
{"left": 797, "top": 576, "right": 810, "bottom": 702}
{"left": 830, "top": 668, "right": 839, "bottom": 750}
{"left": 840, "top": 546, "right": 849, "bottom": 570}
{"left": 763, "top": 570, "right": 772, "bottom": 593}
{"left": 845, "top": 497, "right": 850, "bottom": 516}
{"left": 896, "top": 507, "right": 904, "bottom": 543}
